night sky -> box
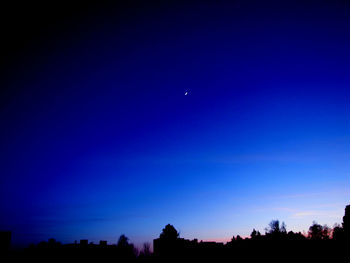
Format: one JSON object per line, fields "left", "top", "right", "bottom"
{"left": 1, "top": 1, "right": 350, "bottom": 247}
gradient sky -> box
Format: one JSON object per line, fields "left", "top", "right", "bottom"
{"left": 1, "top": 1, "right": 350, "bottom": 247}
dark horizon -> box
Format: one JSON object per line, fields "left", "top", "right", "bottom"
{"left": 2, "top": 204, "right": 350, "bottom": 263}
{"left": 3, "top": 203, "right": 350, "bottom": 250}
{"left": 1, "top": 0, "right": 350, "bottom": 249}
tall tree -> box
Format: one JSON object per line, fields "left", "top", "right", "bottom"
{"left": 343, "top": 205, "right": 350, "bottom": 239}
{"left": 159, "top": 224, "right": 179, "bottom": 240}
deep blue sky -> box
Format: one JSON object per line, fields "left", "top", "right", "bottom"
{"left": 1, "top": 1, "right": 350, "bottom": 247}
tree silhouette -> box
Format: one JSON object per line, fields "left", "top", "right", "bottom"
{"left": 280, "top": 222, "right": 287, "bottom": 234}
{"left": 343, "top": 205, "right": 350, "bottom": 239}
{"left": 250, "top": 229, "right": 261, "bottom": 240}
{"left": 286, "top": 231, "right": 306, "bottom": 241}
{"left": 332, "top": 223, "right": 345, "bottom": 240}
{"left": 117, "top": 234, "right": 130, "bottom": 248}
{"left": 236, "top": 235, "right": 243, "bottom": 241}
{"left": 159, "top": 224, "right": 179, "bottom": 240}
{"left": 266, "top": 220, "right": 280, "bottom": 234}
{"left": 308, "top": 222, "right": 330, "bottom": 240}
{"left": 265, "top": 220, "right": 288, "bottom": 240}
{"left": 116, "top": 234, "right": 136, "bottom": 260}
{"left": 322, "top": 225, "right": 331, "bottom": 240}
{"left": 139, "top": 242, "right": 151, "bottom": 258}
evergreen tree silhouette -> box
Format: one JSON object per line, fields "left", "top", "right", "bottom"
{"left": 159, "top": 224, "right": 179, "bottom": 240}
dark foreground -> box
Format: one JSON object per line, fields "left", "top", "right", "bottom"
{"left": 2, "top": 204, "right": 350, "bottom": 262}
{"left": 3, "top": 239, "right": 349, "bottom": 263}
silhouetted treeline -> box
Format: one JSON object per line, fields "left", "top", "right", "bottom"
{"left": 2, "top": 205, "right": 350, "bottom": 262}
